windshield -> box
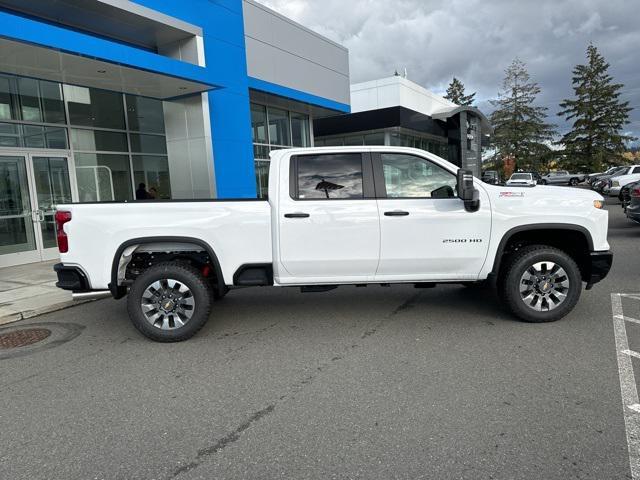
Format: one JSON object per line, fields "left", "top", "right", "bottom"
{"left": 611, "top": 168, "right": 630, "bottom": 177}
{"left": 510, "top": 173, "right": 531, "bottom": 180}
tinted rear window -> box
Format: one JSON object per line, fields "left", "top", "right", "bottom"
{"left": 296, "top": 153, "right": 363, "bottom": 199}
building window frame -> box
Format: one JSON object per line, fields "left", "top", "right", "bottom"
{"left": 251, "top": 101, "right": 312, "bottom": 198}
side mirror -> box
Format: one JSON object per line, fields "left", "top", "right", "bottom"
{"left": 457, "top": 169, "right": 480, "bottom": 212}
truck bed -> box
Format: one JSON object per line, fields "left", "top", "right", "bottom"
{"left": 58, "top": 200, "right": 272, "bottom": 290}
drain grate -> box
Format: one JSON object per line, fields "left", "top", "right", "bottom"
{"left": 0, "top": 328, "right": 51, "bottom": 349}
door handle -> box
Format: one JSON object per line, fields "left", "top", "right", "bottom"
{"left": 284, "top": 213, "right": 310, "bottom": 218}
{"left": 384, "top": 210, "right": 410, "bottom": 217}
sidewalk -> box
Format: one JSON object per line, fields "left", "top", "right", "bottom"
{"left": 0, "top": 260, "right": 82, "bottom": 325}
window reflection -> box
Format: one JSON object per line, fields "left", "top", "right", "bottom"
{"left": 267, "top": 107, "right": 290, "bottom": 146}
{"left": 297, "top": 154, "right": 363, "bottom": 199}
{"left": 381, "top": 153, "right": 456, "bottom": 198}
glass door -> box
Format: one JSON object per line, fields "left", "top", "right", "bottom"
{"left": 0, "top": 153, "right": 73, "bottom": 267}
{"left": 30, "top": 155, "right": 73, "bottom": 261}
{"left": 0, "top": 155, "right": 40, "bottom": 266}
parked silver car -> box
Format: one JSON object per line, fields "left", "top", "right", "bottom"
{"left": 539, "top": 170, "right": 586, "bottom": 186}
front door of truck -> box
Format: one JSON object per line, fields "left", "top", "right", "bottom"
{"left": 277, "top": 152, "right": 380, "bottom": 283}
{"left": 372, "top": 152, "right": 491, "bottom": 281}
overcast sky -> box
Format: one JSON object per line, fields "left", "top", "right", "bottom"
{"left": 261, "top": 0, "right": 639, "bottom": 143}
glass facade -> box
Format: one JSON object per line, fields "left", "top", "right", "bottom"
{"left": 251, "top": 102, "right": 311, "bottom": 198}
{"left": 0, "top": 73, "right": 170, "bottom": 202}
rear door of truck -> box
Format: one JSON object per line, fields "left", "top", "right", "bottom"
{"left": 276, "top": 151, "right": 380, "bottom": 283}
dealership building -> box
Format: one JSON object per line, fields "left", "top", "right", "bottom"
{"left": 0, "top": 0, "right": 350, "bottom": 267}
{"left": 314, "top": 75, "right": 492, "bottom": 177}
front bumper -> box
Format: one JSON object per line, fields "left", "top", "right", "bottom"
{"left": 585, "top": 251, "right": 613, "bottom": 289}
{"left": 608, "top": 186, "right": 621, "bottom": 196}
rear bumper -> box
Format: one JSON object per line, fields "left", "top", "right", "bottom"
{"left": 585, "top": 251, "right": 613, "bottom": 289}
{"left": 54, "top": 263, "right": 90, "bottom": 292}
{"left": 627, "top": 202, "right": 640, "bottom": 223}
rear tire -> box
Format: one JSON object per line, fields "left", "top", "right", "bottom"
{"left": 127, "top": 262, "right": 212, "bottom": 342}
{"left": 569, "top": 178, "right": 579, "bottom": 186}
{"left": 499, "top": 245, "right": 581, "bottom": 323}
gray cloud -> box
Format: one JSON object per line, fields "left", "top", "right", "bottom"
{"left": 261, "top": 0, "right": 639, "bottom": 141}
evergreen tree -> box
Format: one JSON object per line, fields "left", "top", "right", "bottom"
{"left": 490, "top": 59, "right": 556, "bottom": 172}
{"left": 444, "top": 77, "right": 476, "bottom": 106}
{"left": 558, "top": 44, "right": 634, "bottom": 172}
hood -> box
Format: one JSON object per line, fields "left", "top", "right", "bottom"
{"left": 483, "top": 183, "right": 603, "bottom": 202}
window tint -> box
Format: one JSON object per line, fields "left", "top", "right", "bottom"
{"left": 633, "top": 167, "right": 640, "bottom": 174}
{"left": 296, "top": 154, "right": 363, "bottom": 199}
{"left": 125, "top": 95, "right": 165, "bottom": 133}
{"left": 267, "top": 107, "right": 290, "bottom": 146}
{"left": 251, "top": 104, "right": 267, "bottom": 144}
{"left": 64, "top": 85, "right": 125, "bottom": 129}
{"left": 290, "top": 112, "right": 310, "bottom": 147}
{"left": 380, "top": 153, "right": 456, "bottom": 198}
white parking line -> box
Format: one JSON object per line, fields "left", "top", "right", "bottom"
{"left": 611, "top": 293, "right": 640, "bottom": 480}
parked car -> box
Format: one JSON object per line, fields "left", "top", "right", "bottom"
{"left": 588, "top": 166, "right": 625, "bottom": 185}
{"left": 592, "top": 167, "right": 633, "bottom": 193}
{"left": 53, "top": 146, "right": 612, "bottom": 342}
{"left": 539, "top": 170, "right": 586, "bottom": 186}
{"left": 603, "top": 165, "right": 640, "bottom": 198}
{"left": 482, "top": 170, "right": 500, "bottom": 185}
{"left": 625, "top": 181, "right": 640, "bottom": 223}
{"left": 506, "top": 172, "right": 537, "bottom": 187}
{"left": 621, "top": 180, "right": 639, "bottom": 212}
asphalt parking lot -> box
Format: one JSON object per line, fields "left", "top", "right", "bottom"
{"left": 1, "top": 199, "right": 639, "bottom": 480}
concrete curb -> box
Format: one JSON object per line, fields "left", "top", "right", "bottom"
{"left": 0, "top": 299, "right": 92, "bottom": 327}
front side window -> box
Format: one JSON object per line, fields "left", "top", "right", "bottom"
{"left": 380, "top": 153, "right": 456, "bottom": 198}
{"left": 296, "top": 154, "right": 363, "bottom": 199}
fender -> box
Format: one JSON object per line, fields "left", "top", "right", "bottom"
{"left": 109, "top": 236, "right": 225, "bottom": 299}
{"left": 490, "top": 223, "right": 595, "bottom": 275}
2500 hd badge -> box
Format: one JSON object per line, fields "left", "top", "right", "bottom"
{"left": 443, "top": 238, "right": 484, "bottom": 244}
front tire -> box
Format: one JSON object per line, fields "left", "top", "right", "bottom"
{"left": 569, "top": 178, "right": 579, "bottom": 186}
{"left": 127, "top": 262, "right": 212, "bottom": 342}
{"left": 499, "top": 245, "right": 581, "bottom": 323}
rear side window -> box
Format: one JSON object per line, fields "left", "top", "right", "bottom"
{"left": 294, "top": 153, "right": 364, "bottom": 199}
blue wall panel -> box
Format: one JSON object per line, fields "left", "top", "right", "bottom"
{"left": 134, "top": 0, "right": 257, "bottom": 198}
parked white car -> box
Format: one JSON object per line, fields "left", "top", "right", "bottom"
{"left": 604, "top": 165, "right": 640, "bottom": 198}
{"left": 506, "top": 172, "right": 537, "bottom": 187}
{"left": 54, "top": 146, "right": 612, "bottom": 342}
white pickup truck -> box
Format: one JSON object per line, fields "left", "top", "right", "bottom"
{"left": 54, "top": 147, "right": 612, "bottom": 342}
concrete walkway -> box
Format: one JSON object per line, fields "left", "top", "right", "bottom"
{"left": 0, "top": 260, "right": 80, "bottom": 325}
